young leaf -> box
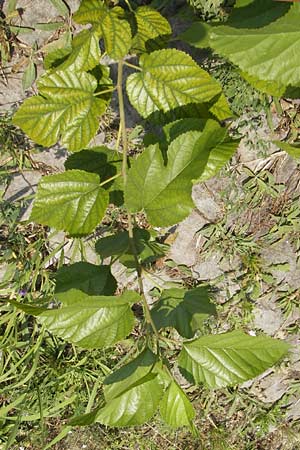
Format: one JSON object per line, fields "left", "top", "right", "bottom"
{"left": 151, "top": 286, "right": 216, "bottom": 339}
{"left": 95, "top": 349, "right": 164, "bottom": 426}
{"left": 126, "top": 49, "right": 222, "bottom": 119}
{"left": 160, "top": 380, "right": 195, "bottom": 428}
{"left": 56, "top": 28, "right": 102, "bottom": 71}
{"left": 55, "top": 262, "right": 117, "bottom": 297}
{"left": 13, "top": 70, "right": 106, "bottom": 151}
{"left": 131, "top": 6, "right": 171, "bottom": 53}
{"left": 35, "top": 290, "right": 139, "bottom": 349}
{"left": 125, "top": 121, "right": 227, "bottom": 226}
{"left": 73, "top": 1, "right": 132, "bottom": 60}
{"left": 178, "top": 330, "right": 289, "bottom": 388}
{"left": 209, "top": 3, "right": 300, "bottom": 87}
{"left": 22, "top": 60, "right": 36, "bottom": 91}
{"left": 30, "top": 170, "right": 109, "bottom": 236}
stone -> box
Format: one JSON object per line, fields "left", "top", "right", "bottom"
{"left": 3, "top": 170, "right": 42, "bottom": 220}
{"left": 47, "top": 231, "right": 100, "bottom": 266}
{"left": 253, "top": 296, "right": 284, "bottom": 336}
{"left": 257, "top": 372, "right": 289, "bottom": 404}
{"left": 31, "top": 146, "right": 68, "bottom": 172}
{"left": 192, "top": 183, "right": 222, "bottom": 222}
{"left": 192, "top": 252, "right": 223, "bottom": 281}
{"left": 261, "top": 240, "right": 300, "bottom": 290}
{"left": 168, "top": 210, "right": 205, "bottom": 266}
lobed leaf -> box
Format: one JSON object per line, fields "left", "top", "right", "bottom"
{"left": 178, "top": 330, "right": 289, "bottom": 388}
{"left": 73, "top": 1, "right": 132, "bottom": 60}
{"left": 30, "top": 170, "right": 109, "bottom": 236}
{"left": 151, "top": 286, "right": 216, "bottom": 339}
{"left": 125, "top": 121, "right": 230, "bottom": 226}
{"left": 126, "top": 49, "right": 222, "bottom": 119}
{"left": 13, "top": 70, "right": 105, "bottom": 151}
{"left": 131, "top": 6, "right": 171, "bottom": 53}
{"left": 56, "top": 28, "right": 102, "bottom": 72}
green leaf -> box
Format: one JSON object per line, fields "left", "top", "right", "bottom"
{"left": 95, "top": 227, "right": 167, "bottom": 268}
{"left": 160, "top": 380, "right": 195, "bottom": 428}
{"left": 43, "top": 31, "right": 72, "bottom": 69}
{"left": 125, "top": 121, "right": 228, "bottom": 226}
{"left": 209, "top": 93, "right": 232, "bottom": 122}
{"left": 178, "top": 330, "right": 289, "bottom": 388}
{"left": 241, "top": 71, "right": 285, "bottom": 97}
{"left": 197, "top": 136, "right": 238, "bottom": 182}
{"left": 73, "top": 1, "right": 132, "bottom": 60}
{"left": 55, "top": 262, "right": 117, "bottom": 297}
{"left": 179, "top": 21, "right": 212, "bottom": 49}
{"left": 44, "top": 46, "right": 72, "bottom": 70}
{"left": 35, "top": 290, "right": 139, "bottom": 349}
{"left": 96, "top": 349, "right": 164, "bottom": 426}
{"left": 273, "top": 141, "right": 300, "bottom": 161}
{"left": 95, "top": 228, "right": 150, "bottom": 259}
{"left": 56, "top": 28, "right": 102, "bottom": 71}
{"left": 22, "top": 60, "right": 36, "bottom": 91}
{"left": 131, "top": 6, "right": 171, "bottom": 53}
{"left": 126, "top": 49, "right": 222, "bottom": 119}
{"left": 151, "top": 287, "right": 216, "bottom": 339}
{"left": 228, "top": 0, "right": 290, "bottom": 29}
{"left": 65, "top": 146, "right": 122, "bottom": 180}
{"left": 13, "top": 70, "right": 106, "bottom": 151}
{"left": 30, "top": 170, "right": 109, "bottom": 236}
{"left": 65, "top": 146, "right": 123, "bottom": 205}
{"left": 209, "top": 3, "right": 300, "bottom": 87}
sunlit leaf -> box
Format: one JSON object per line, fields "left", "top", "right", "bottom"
{"left": 36, "top": 290, "right": 139, "bottom": 349}
{"left": 13, "top": 70, "right": 106, "bottom": 151}
{"left": 56, "top": 28, "right": 102, "bottom": 71}
{"left": 73, "top": 1, "right": 132, "bottom": 60}
{"left": 210, "top": 3, "right": 300, "bottom": 87}
{"left": 131, "top": 6, "right": 171, "bottom": 53}
{"left": 179, "top": 330, "right": 289, "bottom": 388}
{"left": 30, "top": 170, "right": 109, "bottom": 236}
{"left": 273, "top": 140, "right": 300, "bottom": 161}
{"left": 127, "top": 49, "right": 222, "bottom": 119}
{"left": 160, "top": 380, "right": 195, "bottom": 428}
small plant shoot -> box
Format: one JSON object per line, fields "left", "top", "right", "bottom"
{"left": 12, "top": 0, "right": 298, "bottom": 434}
